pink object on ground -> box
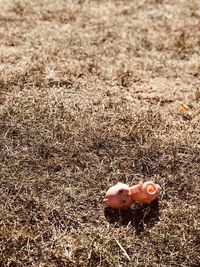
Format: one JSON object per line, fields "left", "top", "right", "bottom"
{"left": 130, "top": 181, "right": 161, "bottom": 204}
{"left": 103, "top": 182, "right": 133, "bottom": 209}
{"left": 103, "top": 181, "right": 161, "bottom": 209}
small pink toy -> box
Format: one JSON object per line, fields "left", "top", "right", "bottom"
{"left": 103, "top": 182, "right": 133, "bottom": 209}
{"left": 130, "top": 181, "right": 161, "bottom": 204}
{"left": 103, "top": 181, "right": 161, "bottom": 209}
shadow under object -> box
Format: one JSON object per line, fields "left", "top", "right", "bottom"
{"left": 104, "top": 199, "right": 160, "bottom": 234}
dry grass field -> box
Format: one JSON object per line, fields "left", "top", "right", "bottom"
{"left": 0, "top": 0, "right": 200, "bottom": 266}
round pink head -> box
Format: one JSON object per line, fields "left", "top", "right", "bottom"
{"left": 103, "top": 182, "right": 133, "bottom": 209}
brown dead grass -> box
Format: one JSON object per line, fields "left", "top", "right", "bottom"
{"left": 0, "top": 0, "right": 200, "bottom": 266}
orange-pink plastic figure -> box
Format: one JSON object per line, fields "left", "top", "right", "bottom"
{"left": 103, "top": 182, "right": 133, "bottom": 209}
{"left": 103, "top": 181, "right": 161, "bottom": 209}
{"left": 130, "top": 181, "right": 161, "bottom": 204}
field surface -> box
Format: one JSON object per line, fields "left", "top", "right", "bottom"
{"left": 0, "top": 0, "right": 200, "bottom": 266}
